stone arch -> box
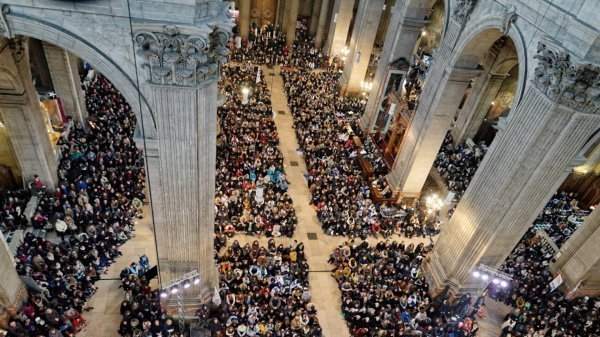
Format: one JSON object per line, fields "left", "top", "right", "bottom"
{"left": 408, "top": 0, "right": 447, "bottom": 55}
{"left": 4, "top": 10, "right": 157, "bottom": 138}
{"left": 449, "top": 15, "right": 528, "bottom": 108}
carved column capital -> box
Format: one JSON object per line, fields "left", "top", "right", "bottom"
{"left": 533, "top": 42, "right": 600, "bottom": 114}
{"left": 451, "top": 0, "right": 477, "bottom": 24}
{"left": 134, "top": 24, "right": 232, "bottom": 87}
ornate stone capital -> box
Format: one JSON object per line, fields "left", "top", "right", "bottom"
{"left": 533, "top": 42, "right": 600, "bottom": 114}
{"left": 134, "top": 24, "right": 231, "bottom": 87}
{"left": 452, "top": 0, "right": 477, "bottom": 24}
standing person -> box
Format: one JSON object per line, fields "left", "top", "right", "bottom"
{"left": 501, "top": 316, "right": 516, "bottom": 337}
{"left": 55, "top": 218, "right": 68, "bottom": 241}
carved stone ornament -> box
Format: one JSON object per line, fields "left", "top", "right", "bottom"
{"left": 452, "top": 0, "right": 477, "bottom": 23}
{"left": 135, "top": 25, "right": 231, "bottom": 86}
{"left": 490, "top": 36, "right": 507, "bottom": 55}
{"left": 8, "top": 36, "right": 26, "bottom": 62}
{"left": 533, "top": 42, "right": 600, "bottom": 114}
{"left": 0, "top": 5, "right": 11, "bottom": 39}
{"left": 502, "top": 5, "right": 517, "bottom": 35}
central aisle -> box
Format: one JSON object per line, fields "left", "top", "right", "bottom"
{"left": 219, "top": 65, "right": 432, "bottom": 336}
{"left": 264, "top": 66, "right": 351, "bottom": 337}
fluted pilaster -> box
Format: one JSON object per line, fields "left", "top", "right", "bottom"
{"left": 429, "top": 83, "right": 600, "bottom": 295}
{"left": 149, "top": 83, "right": 218, "bottom": 291}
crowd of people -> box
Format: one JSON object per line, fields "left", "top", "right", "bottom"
{"left": 0, "top": 189, "right": 30, "bottom": 232}
{"left": 208, "top": 240, "right": 321, "bottom": 336}
{"left": 330, "top": 240, "right": 480, "bottom": 336}
{"left": 281, "top": 70, "right": 377, "bottom": 237}
{"left": 117, "top": 257, "right": 174, "bottom": 337}
{"left": 4, "top": 74, "right": 146, "bottom": 337}
{"left": 493, "top": 192, "right": 599, "bottom": 337}
{"left": 214, "top": 64, "right": 297, "bottom": 239}
{"left": 434, "top": 133, "right": 487, "bottom": 200}
{"left": 282, "top": 70, "right": 439, "bottom": 239}
{"left": 229, "top": 23, "right": 328, "bottom": 70}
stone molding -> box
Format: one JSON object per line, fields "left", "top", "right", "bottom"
{"left": 533, "top": 42, "right": 600, "bottom": 114}
{"left": 452, "top": 0, "right": 477, "bottom": 24}
{"left": 502, "top": 5, "right": 517, "bottom": 35}
{"left": 134, "top": 24, "right": 231, "bottom": 87}
{"left": 0, "top": 5, "right": 11, "bottom": 39}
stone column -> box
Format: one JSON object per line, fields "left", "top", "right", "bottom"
{"left": 323, "top": 0, "right": 355, "bottom": 55}
{"left": 386, "top": 67, "right": 478, "bottom": 198}
{"left": 281, "top": 0, "right": 291, "bottom": 30}
{"left": 134, "top": 25, "right": 232, "bottom": 295}
{"left": 314, "top": 0, "right": 331, "bottom": 49}
{"left": 285, "top": 0, "right": 300, "bottom": 46}
{"left": 452, "top": 73, "right": 508, "bottom": 143}
{"left": 340, "top": 0, "right": 385, "bottom": 92}
{"left": 42, "top": 43, "right": 89, "bottom": 123}
{"left": 0, "top": 233, "right": 27, "bottom": 329}
{"left": 384, "top": 13, "right": 469, "bottom": 198}
{"left": 309, "top": 0, "right": 322, "bottom": 36}
{"left": 238, "top": 0, "right": 252, "bottom": 38}
{"left": 551, "top": 207, "right": 600, "bottom": 296}
{"left": 0, "top": 38, "right": 58, "bottom": 188}
{"left": 427, "top": 45, "right": 600, "bottom": 296}
{"left": 149, "top": 84, "right": 218, "bottom": 289}
{"left": 359, "top": 0, "right": 428, "bottom": 132}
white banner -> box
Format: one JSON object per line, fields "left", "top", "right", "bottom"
{"left": 549, "top": 274, "right": 563, "bottom": 292}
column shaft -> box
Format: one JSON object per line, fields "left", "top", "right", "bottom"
{"left": 149, "top": 83, "right": 218, "bottom": 291}
{"left": 309, "top": 0, "right": 322, "bottom": 36}
{"left": 428, "top": 85, "right": 600, "bottom": 295}
{"left": 314, "top": 0, "right": 331, "bottom": 49}
{"left": 0, "top": 38, "right": 58, "bottom": 188}
{"left": 42, "top": 43, "right": 89, "bottom": 123}
{"left": 340, "top": 0, "right": 385, "bottom": 92}
{"left": 387, "top": 68, "right": 478, "bottom": 197}
{"left": 551, "top": 207, "right": 600, "bottom": 295}
{"left": 281, "top": 0, "right": 291, "bottom": 30}
{"left": 0, "top": 233, "right": 27, "bottom": 328}
{"left": 452, "top": 73, "right": 508, "bottom": 143}
{"left": 323, "top": 0, "right": 355, "bottom": 55}
{"left": 239, "top": 0, "right": 252, "bottom": 38}
{"left": 285, "top": 0, "right": 300, "bottom": 46}
{"left": 359, "top": 9, "right": 426, "bottom": 132}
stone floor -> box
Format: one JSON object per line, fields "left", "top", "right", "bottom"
{"left": 77, "top": 65, "right": 503, "bottom": 337}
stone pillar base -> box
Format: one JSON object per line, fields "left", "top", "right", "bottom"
{"left": 425, "top": 252, "right": 483, "bottom": 302}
